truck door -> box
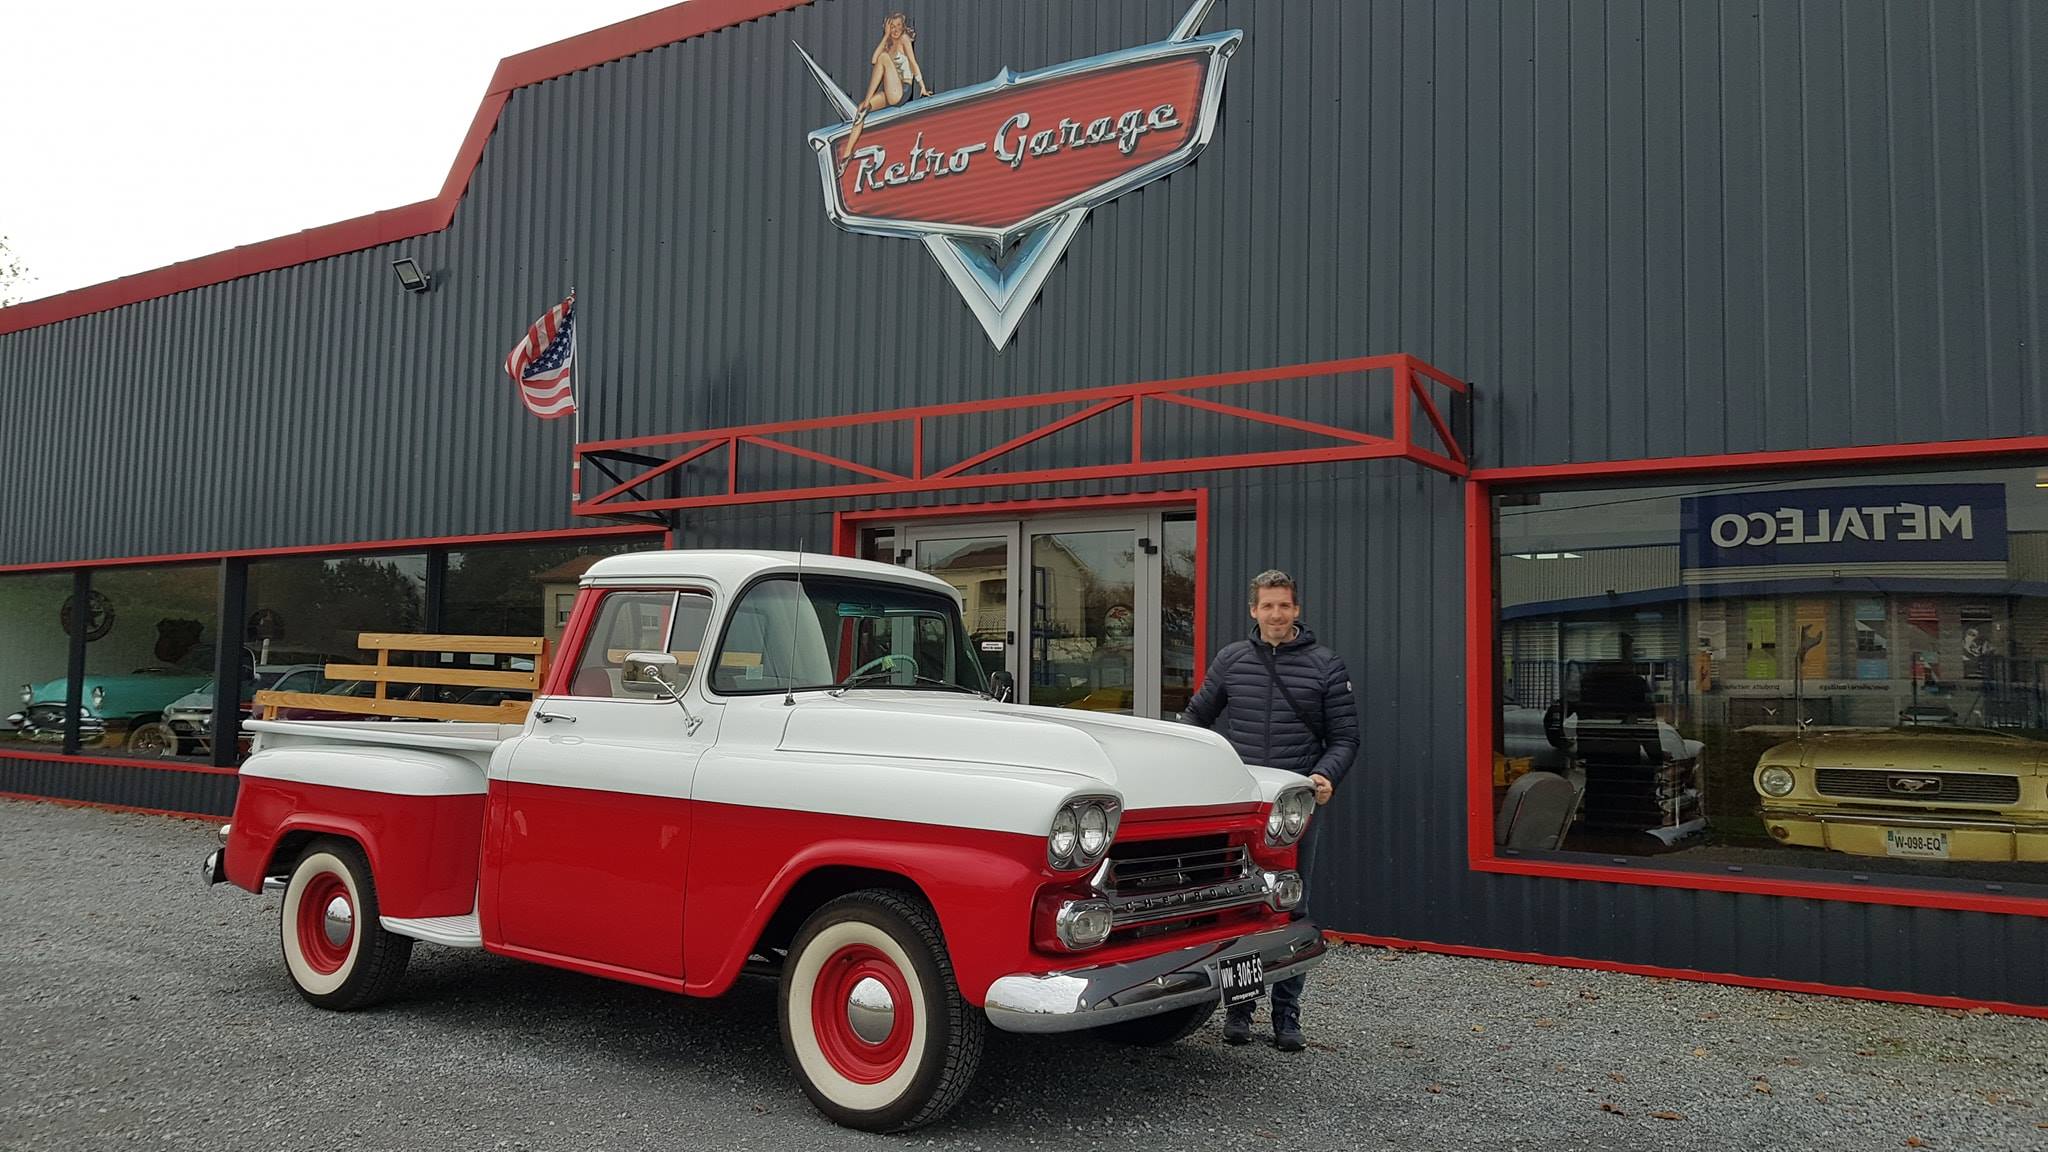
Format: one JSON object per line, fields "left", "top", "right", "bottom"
{"left": 485, "top": 588, "right": 716, "bottom": 979}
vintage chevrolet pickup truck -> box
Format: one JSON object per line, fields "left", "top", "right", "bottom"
{"left": 204, "top": 550, "right": 1325, "bottom": 1131}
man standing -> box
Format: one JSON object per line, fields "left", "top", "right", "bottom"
{"left": 1182, "top": 569, "right": 1358, "bottom": 1052}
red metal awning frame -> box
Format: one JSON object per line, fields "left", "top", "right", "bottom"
{"left": 572, "top": 353, "right": 1469, "bottom": 520}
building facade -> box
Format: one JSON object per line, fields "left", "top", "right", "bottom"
{"left": 5, "top": 0, "right": 2048, "bottom": 1013}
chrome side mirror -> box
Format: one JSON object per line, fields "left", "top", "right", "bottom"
{"left": 621, "top": 652, "right": 683, "bottom": 695}
{"left": 623, "top": 652, "right": 702, "bottom": 736}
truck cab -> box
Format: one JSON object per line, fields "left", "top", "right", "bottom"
{"left": 206, "top": 550, "right": 1325, "bottom": 1132}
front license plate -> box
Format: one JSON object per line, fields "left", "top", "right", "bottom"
{"left": 1884, "top": 828, "right": 1950, "bottom": 859}
{"left": 1218, "top": 952, "right": 1263, "bottom": 1007}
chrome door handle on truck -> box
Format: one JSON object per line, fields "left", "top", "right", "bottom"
{"left": 534, "top": 710, "right": 577, "bottom": 724}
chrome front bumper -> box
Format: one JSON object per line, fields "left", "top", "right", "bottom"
{"left": 983, "top": 918, "right": 1328, "bottom": 1034}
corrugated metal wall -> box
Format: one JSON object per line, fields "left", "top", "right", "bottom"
{"left": 3, "top": 0, "right": 2047, "bottom": 1005}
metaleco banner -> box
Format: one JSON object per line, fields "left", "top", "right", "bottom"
{"left": 1679, "top": 484, "right": 2009, "bottom": 571}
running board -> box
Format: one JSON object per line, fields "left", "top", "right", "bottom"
{"left": 381, "top": 912, "right": 483, "bottom": 948}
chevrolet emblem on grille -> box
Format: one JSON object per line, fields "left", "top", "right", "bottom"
{"left": 1887, "top": 775, "right": 1941, "bottom": 794}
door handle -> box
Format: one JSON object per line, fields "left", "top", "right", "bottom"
{"left": 534, "top": 710, "right": 577, "bottom": 724}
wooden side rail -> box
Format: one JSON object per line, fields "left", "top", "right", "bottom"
{"left": 253, "top": 633, "right": 549, "bottom": 723}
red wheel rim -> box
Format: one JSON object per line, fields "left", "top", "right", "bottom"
{"left": 809, "top": 943, "right": 915, "bottom": 1084}
{"left": 295, "top": 871, "right": 353, "bottom": 975}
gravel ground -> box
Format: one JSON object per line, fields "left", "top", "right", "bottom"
{"left": 2, "top": 797, "right": 2045, "bottom": 1152}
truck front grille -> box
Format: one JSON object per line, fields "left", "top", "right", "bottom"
{"left": 1101, "top": 835, "right": 1265, "bottom": 932}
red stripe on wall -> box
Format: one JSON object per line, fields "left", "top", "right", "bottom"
{"left": 1327, "top": 930, "right": 2048, "bottom": 1020}
{"left": 0, "top": 790, "right": 219, "bottom": 824}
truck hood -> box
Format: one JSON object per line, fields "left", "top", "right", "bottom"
{"left": 1791, "top": 728, "right": 2048, "bottom": 775}
{"left": 776, "top": 691, "right": 1263, "bottom": 811}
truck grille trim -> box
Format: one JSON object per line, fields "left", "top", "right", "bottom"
{"left": 1101, "top": 836, "right": 1262, "bottom": 929}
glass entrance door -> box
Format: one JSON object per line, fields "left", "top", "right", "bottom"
{"left": 901, "top": 525, "right": 1019, "bottom": 684}
{"left": 1023, "top": 521, "right": 1150, "bottom": 716}
{"left": 897, "top": 510, "right": 1193, "bottom": 720}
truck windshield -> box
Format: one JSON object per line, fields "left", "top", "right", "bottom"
{"left": 710, "top": 575, "right": 989, "bottom": 697}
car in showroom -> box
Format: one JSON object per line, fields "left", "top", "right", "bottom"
{"left": 1754, "top": 726, "right": 2048, "bottom": 863}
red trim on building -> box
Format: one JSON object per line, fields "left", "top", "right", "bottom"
{"left": 0, "top": 790, "right": 220, "bottom": 824}
{"left": 1465, "top": 479, "right": 1495, "bottom": 858}
{"left": 0, "top": 0, "right": 816, "bottom": 337}
{"left": 1466, "top": 437, "right": 2048, "bottom": 917}
{"left": 1328, "top": 931, "right": 2048, "bottom": 1020}
{"left": 0, "top": 523, "right": 664, "bottom": 576}
{"left": 577, "top": 355, "right": 1469, "bottom": 517}
{"left": 830, "top": 490, "right": 1212, "bottom": 678}
{"left": 0, "top": 747, "right": 241, "bottom": 777}
{"left": 1469, "top": 435, "right": 2048, "bottom": 484}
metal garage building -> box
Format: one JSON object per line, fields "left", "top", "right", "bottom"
{"left": 4, "top": 0, "right": 2047, "bottom": 1014}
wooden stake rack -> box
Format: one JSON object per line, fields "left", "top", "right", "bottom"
{"left": 252, "top": 633, "right": 548, "bottom": 723}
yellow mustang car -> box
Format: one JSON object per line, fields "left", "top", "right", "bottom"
{"left": 1755, "top": 727, "right": 2048, "bottom": 862}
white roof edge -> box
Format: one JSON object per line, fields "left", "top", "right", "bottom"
{"left": 581, "top": 549, "right": 956, "bottom": 595}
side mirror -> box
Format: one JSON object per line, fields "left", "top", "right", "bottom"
{"left": 988, "top": 669, "right": 1015, "bottom": 703}
{"left": 621, "top": 652, "right": 684, "bottom": 696}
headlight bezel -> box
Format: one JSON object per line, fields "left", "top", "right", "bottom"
{"left": 90, "top": 686, "right": 106, "bottom": 712}
{"left": 1265, "top": 786, "right": 1316, "bottom": 847}
{"left": 1757, "top": 764, "right": 1797, "bottom": 798}
{"left": 1047, "top": 795, "right": 1122, "bottom": 872}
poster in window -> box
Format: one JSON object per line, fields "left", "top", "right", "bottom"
{"left": 1694, "top": 608, "right": 1726, "bottom": 694}
{"left": 1853, "top": 601, "right": 1888, "bottom": 680}
{"left": 1961, "top": 607, "right": 1998, "bottom": 679}
{"left": 1795, "top": 601, "right": 1828, "bottom": 679}
{"left": 1744, "top": 602, "right": 1778, "bottom": 679}
{"left": 1908, "top": 599, "right": 1940, "bottom": 684}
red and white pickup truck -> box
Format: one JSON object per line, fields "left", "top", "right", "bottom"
{"left": 204, "top": 550, "right": 1325, "bottom": 1131}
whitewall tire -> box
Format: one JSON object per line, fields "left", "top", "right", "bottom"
{"left": 778, "top": 890, "right": 983, "bottom": 1132}
{"left": 279, "top": 839, "right": 411, "bottom": 1010}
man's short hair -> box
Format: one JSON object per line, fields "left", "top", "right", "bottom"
{"left": 1249, "top": 569, "right": 1297, "bottom": 606}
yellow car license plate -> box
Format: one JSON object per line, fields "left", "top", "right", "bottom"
{"left": 1883, "top": 829, "right": 1950, "bottom": 859}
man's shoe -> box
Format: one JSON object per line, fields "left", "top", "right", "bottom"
{"left": 1222, "top": 1010, "right": 1254, "bottom": 1046}
{"left": 1274, "top": 1022, "right": 1306, "bottom": 1053}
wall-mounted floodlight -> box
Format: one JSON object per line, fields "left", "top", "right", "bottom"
{"left": 391, "top": 257, "right": 432, "bottom": 294}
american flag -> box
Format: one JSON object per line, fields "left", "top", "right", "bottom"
{"left": 503, "top": 290, "right": 578, "bottom": 419}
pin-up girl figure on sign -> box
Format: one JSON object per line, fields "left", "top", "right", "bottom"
{"left": 838, "top": 11, "right": 931, "bottom": 172}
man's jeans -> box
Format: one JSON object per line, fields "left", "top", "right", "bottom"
{"left": 1229, "top": 814, "right": 1319, "bottom": 1028}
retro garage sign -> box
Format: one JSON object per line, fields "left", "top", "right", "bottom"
{"left": 795, "top": 0, "right": 1241, "bottom": 348}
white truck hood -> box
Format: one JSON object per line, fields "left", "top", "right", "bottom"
{"left": 775, "top": 691, "right": 1266, "bottom": 812}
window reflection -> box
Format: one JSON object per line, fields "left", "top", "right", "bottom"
{"left": 241, "top": 553, "right": 427, "bottom": 757}
{"left": 1495, "top": 466, "right": 2048, "bottom": 887}
{"left": 1, "top": 574, "right": 77, "bottom": 750}
{"left": 76, "top": 565, "right": 219, "bottom": 760}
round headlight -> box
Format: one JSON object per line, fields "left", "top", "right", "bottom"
{"left": 18, "top": 684, "right": 30, "bottom": 705}
{"left": 1758, "top": 765, "right": 1797, "bottom": 798}
{"left": 1049, "top": 806, "right": 1079, "bottom": 866}
{"left": 90, "top": 686, "right": 106, "bottom": 711}
{"left": 1078, "top": 804, "right": 1110, "bottom": 856}
{"left": 1284, "top": 790, "right": 1312, "bottom": 837}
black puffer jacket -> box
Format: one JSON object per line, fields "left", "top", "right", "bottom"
{"left": 1181, "top": 625, "right": 1360, "bottom": 786}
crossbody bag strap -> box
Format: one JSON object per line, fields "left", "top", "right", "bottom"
{"left": 1252, "top": 641, "right": 1326, "bottom": 744}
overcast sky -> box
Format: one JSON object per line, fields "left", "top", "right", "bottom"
{"left": 1, "top": 0, "right": 681, "bottom": 303}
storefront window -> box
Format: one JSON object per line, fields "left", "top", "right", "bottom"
{"left": 1, "top": 573, "right": 77, "bottom": 750}
{"left": 79, "top": 565, "right": 219, "bottom": 760}
{"left": 1493, "top": 464, "right": 2048, "bottom": 890}
{"left": 239, "top": 553, "right": 427, "bottom": 759}
{"left": 444, "top": 540, "right": 658, "bottom": 649}
{"left": 443, "top": 540, "right": 658, "bottom": 714}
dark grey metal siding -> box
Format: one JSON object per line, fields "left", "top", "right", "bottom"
{"left": 3, "top": 0, "right": 2046, "bottom": 1006}
{"left": 0, "top": 759, "right": 236, "bottom": 817}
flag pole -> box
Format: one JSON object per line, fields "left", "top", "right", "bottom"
{"left": 569, "top": 285, "right": 581, "bottom": 509}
